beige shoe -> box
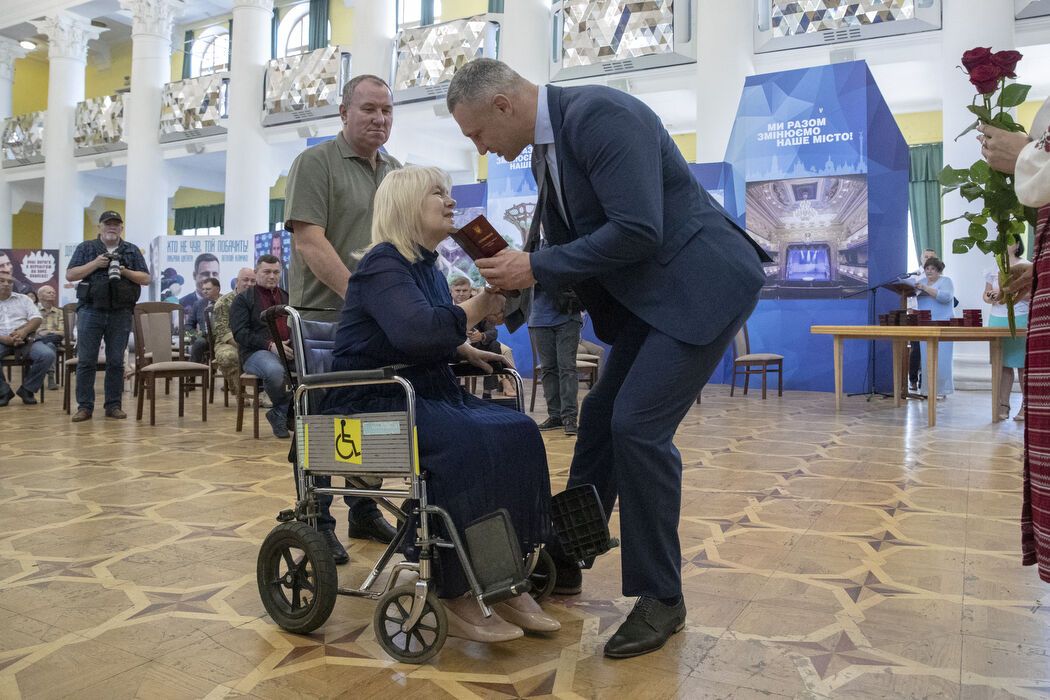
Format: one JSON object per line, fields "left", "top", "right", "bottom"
{"left": 443, "top": 597, "right": 524, "bottom": 643}
{"left": 493, "top": 598, "right": 561, "bottom": 633}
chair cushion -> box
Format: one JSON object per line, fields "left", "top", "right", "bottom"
{"left": 239, "top": 373, "right": 260, "bottom": 382}
{"left": 139, "top": 361, "right": 210, "bottom": 373}
{"left": 577, "top": 353, "right": 601, "bottom": 362}
{"left": 736, "top": 353, "right": 783, "bottom": 362}
{"left": 576, "top": 360, "right": 598, "bottom": 369}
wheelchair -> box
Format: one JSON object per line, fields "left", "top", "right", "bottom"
{"left": 255, "top": 305, "right": 612, "bottom": 664}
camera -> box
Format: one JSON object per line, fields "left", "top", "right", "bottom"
{"left": 103, "top": 253, "right": 122, "bottom": 281}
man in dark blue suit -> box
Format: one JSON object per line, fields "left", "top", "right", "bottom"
{"left": 449, "top": 59, "right": 769, "bottom": 658}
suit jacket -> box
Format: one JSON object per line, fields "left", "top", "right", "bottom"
{"left": 229, "top": 286, "right": 289, "bottom": 365}
{"left": 529, "top": 84, "right": 769, "bottom": 346}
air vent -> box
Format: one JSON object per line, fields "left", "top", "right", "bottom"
{"left": 423, "top": 83, "right": 449, "bottom": 98}
{"left": 822, "top": 28, "right": 862, "bottom": 43}
{"left": 601, "top": 60, "right": 636, "bottom": 73}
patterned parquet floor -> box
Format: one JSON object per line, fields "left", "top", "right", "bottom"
{"left": 0, "top": 382, "right": 1047, "bottom": 699}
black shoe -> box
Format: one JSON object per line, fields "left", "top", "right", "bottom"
{"left": 537, "top": 417, "right": 563, "bottom": 431}
{"left": 0, "top": 386, "right": 14, "bottom": 407}
{"left": 348, "top": 513, "right": 398, "bottom": 544}
{"left": 15, "top": 386, "right": 36, "bottom": 405}
{"left": 563, "top": 419, "right": 578, "bottom": 436}
{"left": 552, "top": 560, "right": 582, "bottom": 595}
{"left": 604, "top": 596, "right": 686, "bottom": 659}
{"left": 266, "top": 408, "right": 290, "bottom": 439}
{"left": 320, "top": 529, "right": 349, "bottom": 565}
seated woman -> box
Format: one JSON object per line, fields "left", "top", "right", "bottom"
{"left": 322, "top": 165, "right": 559, "bottom": 643}
{"left": 915, "top": 257, "right": 955, "bottom": 399}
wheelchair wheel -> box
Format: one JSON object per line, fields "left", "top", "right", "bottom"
{"left": 257, "top": 521, "right": 337, "bottom": 634}
{"left": 373, "top": 583, "right": 447, "bottom": 664}
{"left": 528, "top": 548, "right": 557, "bottom": 602}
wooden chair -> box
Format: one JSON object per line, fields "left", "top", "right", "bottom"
{"left": 729, "top": 323, "right": 783, "bottom": 399}
{"left": 0, "top": 352, "right": 45, "bottom": 402}
{"left": 528, "top": 331, "right": 600, "bottom": 412}
{"left": 235, "top": 373, "right": 262, "bottom": 438}
{"left": 132, "top": 302, "right": 210, "bottom": 425}
{"left": 61, "top": 303, "right": 109, "bottom": 414}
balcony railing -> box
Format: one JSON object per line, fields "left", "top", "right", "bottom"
{"left": 2, "top": 112, "right": 45, "bottom": 168}
{"left": 263, "top": 45, "right": 351, "bottom": 126}
{"left": 160, "top": 72, "right": 230, "bottom": 143}
{"left": 75, "top": 93, "right": 127, "bottom": 156}
{"left": 393, "top": 15, "right": 500, "bottom": 104}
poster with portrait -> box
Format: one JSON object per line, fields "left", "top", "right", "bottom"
{"left": 0, "top": 248, "right": 59, "bottom": 298}
{"left": 253, "top": 230, "right": 291, "bottom": 290}
{"left": 148, "top": 236, "right": 255, "bottom": 317}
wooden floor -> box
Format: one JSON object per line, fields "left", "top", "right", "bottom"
{"left": 0, "top": 383, "right": 1047, "bottom": 699}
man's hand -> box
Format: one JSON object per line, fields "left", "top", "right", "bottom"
{"left": 476, "top": 249, "right": 535, "bottom": 291}
{"left": 978, "top": 123, "right": 1030, "bottom": 174}
{"left": 0, "top": 334, "right": 13, "bottom": 346}
{"left": 456, "top": 343, "right": 503, "bottom": 373}
{"left": 93, "top": 254, "right": 110, "bottom": 270}
{"left": 281, "top": 340, "right": 294, "bottom": 360}
{"left": 1006, "top": 262, "right": 1034, "bottom": 300}
{"left": 466, "top": 328, "right": 483, "bottom": 343}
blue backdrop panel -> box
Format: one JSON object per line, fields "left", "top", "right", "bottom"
{"left": 723, "top": 60, "right": 908, "bottom": 394}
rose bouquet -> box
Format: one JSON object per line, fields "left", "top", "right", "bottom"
{"left": 939, "top": 47, "right": 1038, "bottom": 334}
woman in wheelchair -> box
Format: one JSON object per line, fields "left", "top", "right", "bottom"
{"left": 321, "top": 166, "right": 560, "bottom": 642}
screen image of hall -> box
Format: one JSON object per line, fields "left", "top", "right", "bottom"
{"left": 744, "top": 175, "right": 868, "bottom": 299}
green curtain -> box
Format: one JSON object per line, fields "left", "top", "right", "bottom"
{"left": 308, "top": 0, "right": 329, "bottom": 50}
{"left": 181, "top": 30, "right": 194, "bottom": 79}
{"left": 908, "top": 142, "right": 943, "bottom": 262}
{"left": 420, "top": 0, "right": 435, "bottom": 25}
{"left": 487, "top": 0, "right": 504, "bottom": 12}
{"left": 173, "top": 205, "right": 225, "bottom": 235}
{"left": 271, "top": 6, "right": 279, "bottom": 59}
{"left": 269, "top": 199, "right": 285, "bottom": 230}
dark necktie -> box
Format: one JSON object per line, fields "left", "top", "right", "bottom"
{"left": 525, "top": 143, "right": 549, "bottom": 253}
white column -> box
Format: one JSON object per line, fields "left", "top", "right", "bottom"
{"left": 224, "top": 0, "right": 273, "bottom": 238}
{"left": 497, "top": 0, "right": 549, "bottom": 85}
{"left": 0, "top": 37, "right": 27, "bottom": 248}
{"left": 349, "top": 0, "right": 395, "bottom": 81}
{"left": 694, "top": 0, "right": 753, "bottom": 163}
{"left": 940, "top": 0, "right": 1015, "bottom": 387}
{"left": 32, "top": 13, "right": 103, "bottom": 251}
{"left": 120, "top": 0, "right": 183, "bottom": 243}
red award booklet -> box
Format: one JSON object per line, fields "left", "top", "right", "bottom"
{"left": 450, "top": 215, "right": 508, "bottom": 260}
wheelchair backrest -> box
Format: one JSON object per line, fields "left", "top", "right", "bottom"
{"left": 296, "top": 319, "right": 336, "bottom": 379}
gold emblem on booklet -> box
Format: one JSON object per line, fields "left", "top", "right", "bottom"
{"left": 450, "top": 215, "right": 508, "bottom": 261}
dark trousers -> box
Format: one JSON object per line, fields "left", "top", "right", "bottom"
{"left": 567, "top": 301, "right": 755, "bottom": 599}
{"left": 0, "top": 341, "right": 54, "bottom": 394}
{"left": 76, "top": 307, "right": 132, "bottom": 412}
{"left": 908, "top": 341, "right": 921, "bottom": 387}
{"left": 531, "top": 319, "right": 582, "bottom": 422}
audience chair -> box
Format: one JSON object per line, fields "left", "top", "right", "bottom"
{"left": 200, "top": 307, "right": 218, "bottom": 404}
{"left": 236, "top": 373, "right": 262, "bottom": 439}
{"left": 0, "top": 352, "right": 45, "bottom": 402}
{"left": 728, "top": 323, "right": 783, "bottom": 400}
{"left": 133, "top": 302, "right": 210, "bottom": 425}
{"left": 61, "top": 302, "right": 107, "bottom": 414}
{"left": 528, "top": 331, "right": 600, "bottom": 413}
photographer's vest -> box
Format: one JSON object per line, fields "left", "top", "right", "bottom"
{"left": 76, "top": 240, "right": 143, "bottom": 311}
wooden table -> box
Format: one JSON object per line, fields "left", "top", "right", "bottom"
{"left": 811, "top": 325, "right": 1026, "bottom": 427}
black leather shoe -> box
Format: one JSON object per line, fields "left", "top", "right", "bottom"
{"left": 552, "top": 560, "right": 582, "bottom": 595}
{"left": 536, "top": 417, "right": 563, "bottom": 431}
{"left": 563, "top": 419, "right": 578, "bottom": 436}
{"left": 320, "top": 529, "right": 349, "bottom": 565}
{"left": 16, "top": 386, "right": 37, "bottom": 405}
{"left": 604, "top": 596, "right": 686, "bottom": 659}
{"left": 348, "top": 514, "right": 398, "bottom": 544}
{"left": 0, "top": 386, "right": 14, "bottom": 407}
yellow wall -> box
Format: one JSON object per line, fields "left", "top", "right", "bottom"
{"left": 83, "top": 197, "right": 127, "bottom": 241}
{"left": 439, "top": 0, "right": 488, "bottom": 20}
{"left": 12, "top": 57, "right": 49, "bottom": 114}
{"left": 671, "top": 132, "right": 697, "bottom": 162}
{"left": 12, "top": 211, "right": 42, "bottom": 249}
{"left": 894, "top": 110, "right": 942, "bottom": 145}
{"left": 85, "top": 41, "right": 133, "bottom": 99}
{"left": 329, "top": 0, "right": 354, "bottom": 47}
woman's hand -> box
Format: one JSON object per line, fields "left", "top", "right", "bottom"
{"left": 459, "top": 287, "right": 506, "bottom": 329}
{"left": 978, "top": 123, "right": 1030, "bottom": 174}
{"left": 457, "top": 343, "right": 503, "bottom": 373}
{"left": 1005, "top": 261, "right": 1034, "bottom": 299}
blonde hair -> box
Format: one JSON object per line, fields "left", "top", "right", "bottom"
{"left": 370, "top": 166, "right": 453, "bottom": 263}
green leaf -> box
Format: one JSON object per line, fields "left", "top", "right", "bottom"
{"left": 952, "top": 238, "right": 974, "bottom": 254}
{"left": 967, "top": 104, "right": 993, "bottom": 122}
{"left": 954, "top": 119, "right": 980, "bottom": 141}
{"left": 938, "top": 166, "right": 971, "bottom": 186}
{"left": 1024, "top": 206, "right": 1040, "bottom": 227}
{"left": 960, "top": 182, "right": 983, "bottom": 202}
{"left": 991, "top": 112, "right": 1018, "bottom": 130}
{"left": 999, "top": 82, "right": 1031, "bottom": 108}
{"left": 941, "top": 213, "right": 972, "bottom": 225}
{"left": 976, "top": 239, "right": 997, "bottom": 254}
{"left": 969, "top": 160, "right": 991, "bottom": 183}
{"left": 968, "top": 222, "right": 988, "bottom": 240}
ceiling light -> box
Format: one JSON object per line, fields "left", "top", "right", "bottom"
{"left": 19, "top": 40, "right": 36, "bottom": 51}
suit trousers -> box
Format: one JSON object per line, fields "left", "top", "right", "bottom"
{"left": 567, "top": 299, "right": 756, "bottom": 599}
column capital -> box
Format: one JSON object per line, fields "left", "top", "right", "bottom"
{"left": 232, "top": 0, "right": 274, "bottom": 13}
{"left": 31, "top": 13, "right": 105, "bottom": 62}
{"left": 0, "top": 37, "right": 28, "bottom": 83}
{"left": 119, "top": 0, "right": 185, "bottom": 40}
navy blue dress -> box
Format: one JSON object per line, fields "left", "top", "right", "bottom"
{"left": 322, "top": 242, "right": 551, "bottom": 597}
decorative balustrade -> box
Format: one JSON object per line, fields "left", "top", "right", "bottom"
{"left": 1, "top": 111, "right": 45, "bottom": 168}
{"left": 263, "top": 45, "right": 350, "bottom": 126}
{"left": 74, "top": 93, "right": 126, "bottom": 155}
{"left": 393, "top": 15, "right": 500, "bottom": 104}
{"left": 160, "top": 72, "right": 229, "bottom": 143}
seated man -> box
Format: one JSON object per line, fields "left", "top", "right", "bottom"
{"left": 211, "top": 267, "right": 255, "bottom": 396}
{"left": 35, "top": 284, "right": 64, "bottom": 390}
{"left": 187, "top": 278, "right": 221, "bottom": 364}
{"left": 449, "top": 275, "right": 517, "bottom": 398}
{"left": 0, "top": 271, "right": 55, "bottom": 406}
{"left": 230, "top": 256, "right": 291, "bottom": 438}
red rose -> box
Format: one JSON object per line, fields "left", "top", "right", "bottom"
{"left": 969, "top": 63, "right": 1003, "bottom": 94}
{"left": 991, "top": 49, "right": 1022, "bottom": 78}
{"left": 961, "top": 46, "right": 993, "bottom": 71}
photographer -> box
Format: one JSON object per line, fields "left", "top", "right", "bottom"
{"left": 65, "top": 211, "right": 151, "bottom": 422}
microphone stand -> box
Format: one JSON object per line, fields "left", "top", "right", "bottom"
{"left": 842, "top": 274, "right": 906, "bottom": 400}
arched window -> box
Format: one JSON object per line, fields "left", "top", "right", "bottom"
{"left": 276, "top": 3, "right": 331, "bottom": 58}
{"left": 398, "top": 0, "right": 444, "bottom": 27}
{"left": 192, "top": 27, "right": 229, "bottom": 76}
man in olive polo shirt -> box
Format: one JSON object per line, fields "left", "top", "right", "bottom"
{"left": 284, "top": 74, "right": 402, "bottom": 561}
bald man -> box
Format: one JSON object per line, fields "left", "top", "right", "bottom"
{"left": 212, "top": 267, "right": 256, "bottom": 394}
{"left": 35, "top": 285, "right": 64, "bottom": 390}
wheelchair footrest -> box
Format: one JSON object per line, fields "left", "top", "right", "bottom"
{"left": 464, "top": 509, "right": 528, "bottom": 606}
{"left": 551, "top": 485, "right": 613, "bottom": 565}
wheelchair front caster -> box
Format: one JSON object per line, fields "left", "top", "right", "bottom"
{"left": 528, "top": 548, "right": 557, "bottom": 602}
{"left": 374, "top": 584, "right": 448, "bottom": 664}
{"left": 257, "top": 521, "right": 338, "bottom": 634}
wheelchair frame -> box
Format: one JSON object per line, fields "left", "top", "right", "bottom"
{"left": 257, "top": 305, "right": 542, "bottom": 663}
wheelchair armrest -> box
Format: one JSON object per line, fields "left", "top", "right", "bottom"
{"left": 450, "top": 360, "right": 507, "bottom": 377}
{"left": 298, "top": 366, "right": 398, "bottom": 386}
